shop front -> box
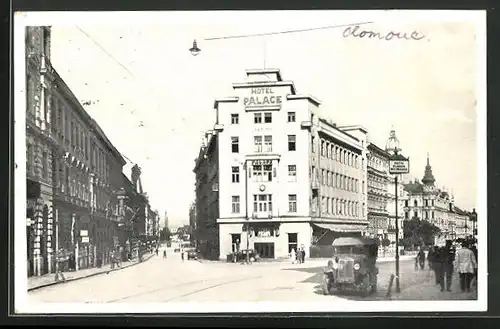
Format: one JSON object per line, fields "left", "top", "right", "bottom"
{"left": 219, "top": 221, "right": 313, "bottom": 260}
{"left": 249, "top": 222, "right": 280, "bottom": 259}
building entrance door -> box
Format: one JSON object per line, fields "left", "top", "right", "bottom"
{"left": 254, "top": 242, "right": 275, "bottom": 259}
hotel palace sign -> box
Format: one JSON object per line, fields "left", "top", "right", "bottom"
{"left": 244, "top": 87, "right": 282, "bottom": 107}
{"left": 389, "top": 153, "right": 410, "bottom": 174}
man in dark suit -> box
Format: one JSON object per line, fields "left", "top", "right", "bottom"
{"left": 438, "top": 240, "right": 456, "bottom": 292}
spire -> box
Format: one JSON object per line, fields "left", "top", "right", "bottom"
{"left": 422, "top": 153, "right": 436, "bottom": 186}
{"left": 385, "top": 128, "right": 401, "bottom": 155}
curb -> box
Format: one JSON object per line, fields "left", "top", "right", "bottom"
{"left": 28, "top": 254, "right": 155, "bottom": 292}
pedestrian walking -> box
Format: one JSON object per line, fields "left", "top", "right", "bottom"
{"left": 454, "top": 241, "right": 477, "bottom": 292}
{"left": 110, "top": 249, "right": 115, "bottom": 269}
{"left": 155, "top": 248, "right": 159, "bottom": 256}
{"left": 55, "top": 248, "right": 67, "bottom": 282}
{"left": 163, "top": 250, "right": 167, "bottom": 259}
{"left": 300, "top": 245, "right": 306, "bottom": 263}
{"left": 181, "top": 248, "right": 185, "bottom": 261}
{"left": 417, "top": 246, "right": 426, "bottom": 270}
{"left": 437, "top": 240, "right": 456, "bottom": 292}
{"left": 431, "top": 246, "right": 441, "bottom": 285}
{"left": 290, "top": 248, "right": 297, "bottom": 264}
{"left": 427, "top": 246, "right": 436, "bottom": 270}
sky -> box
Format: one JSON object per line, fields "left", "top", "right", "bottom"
{"left": 30, "top": 11, "right": 482, "bottom": 228}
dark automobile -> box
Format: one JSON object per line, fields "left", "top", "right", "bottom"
{"left": 186, "top": 248, "right": 199, "bottom": 260}
{"left": 226, "top": 249, "right": 259, "bottom": 263}
{"left": 174, "top": 248, "right": 180, "bottom": 253}
{"left": 322, "top": 237, "right": 379, "bottom": 297}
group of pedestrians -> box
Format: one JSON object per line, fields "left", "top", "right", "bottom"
{"left": 290, "top": 246, "right": 306, "bottom": 264}
{"left": 423, "top": 240, "right": 478, "bottom": 293}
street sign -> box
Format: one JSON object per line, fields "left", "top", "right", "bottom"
{"left": 80, "top": 230, "right": 88, "bottom": 236}
{"left": 389, "top": 154, "right": 410, "bottom": 174}
{"left": 81, "top": 236, "right": 90, "bottom": 243}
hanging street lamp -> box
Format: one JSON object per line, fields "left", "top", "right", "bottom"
{"left": 189, "top": 39, "right": 201, "bottom": 56}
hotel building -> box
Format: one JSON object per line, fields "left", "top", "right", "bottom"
{"left": 194, "top": 69, "right": 369, "bottom": 260}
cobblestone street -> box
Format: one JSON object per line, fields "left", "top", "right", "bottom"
{"left": 28, "top": 248, "right": 477, "bottom": 304}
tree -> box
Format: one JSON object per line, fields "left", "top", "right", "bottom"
{"left": 381, "top": 238, "right": 391, "bottom": 257}
{"left": 160, "top": 227, "right": 171, "bottom": 242}
{"left": 403, "top": 217, "right": 441, "bottom": 248}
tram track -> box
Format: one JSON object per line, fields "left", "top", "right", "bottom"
{"left": 106, "top": 274, "right": 263, "bottom": 303}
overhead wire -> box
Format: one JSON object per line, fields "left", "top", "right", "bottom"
{"left": 204, "top": 21, "right": 374, "bottom": 40}
{"left": 75, "top": 21, "right": 374, "bottom": 163}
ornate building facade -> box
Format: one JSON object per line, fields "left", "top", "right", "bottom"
{"left": 194, "top": 69, "right": 369, "bottom": 260}
{"left": 26, "top": 26, "right": 131, "bottom": 276}
{"left": 26, "top": 26, "right": 56, "bottom": 276}
{"left": 402, "top": 155, "right": 462, "bottom": 242}
{"left": 366, "top": 143, "right": 390, "bottom": 240}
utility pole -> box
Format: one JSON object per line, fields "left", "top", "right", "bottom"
{"left": 394, "top": 174, "right": 400, "bottom": 293}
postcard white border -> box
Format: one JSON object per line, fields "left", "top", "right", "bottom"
{"left": 13, "top": 10, "right": 487, "bottom": 314}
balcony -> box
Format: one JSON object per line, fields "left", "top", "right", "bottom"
{"left": 312, "top": 180, "right": 319, "bottom": 190}
{"left": 301, "top": 121, "right": 313, "bottom": 129}
{"left": 251, "top": 212, "right": 273, "bottom": 220}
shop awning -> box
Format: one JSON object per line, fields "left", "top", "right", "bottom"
{"left": 313, "top": 222, "right": 367, "bottom": 233}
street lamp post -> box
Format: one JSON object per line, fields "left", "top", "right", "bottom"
{"left": 386, "top": 129, "right": 409, "bottom": 294}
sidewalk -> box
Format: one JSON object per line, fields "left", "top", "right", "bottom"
{"left": 28, "top": 253, "right": 155, "bottom": 291}
{"left": 388, "top": 271, "right": 478, "bottom": 301}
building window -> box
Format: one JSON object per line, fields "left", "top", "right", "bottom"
{"left": 42, "top": 151, "right": 48, "bottom": 179}
{"left": 321, "top": 140, "right": 325, "bottom": 157}
{"left": 432, "top": 200, "right": 435, "bottom": 207}
{"left": 288, "top": 135, "right": 296, "bottom": 151}
{"left": 254, "top": 113, "right": 262, "bottom": 124}
{"left": 254, "top": 136, "right": 262, "bottom": 153}
{"left": 405, "top": 200, "right": 409, "bottom": 207}
{"left": 414, "top": 211, "right": 418, "bottom": 218}
{"left": 264, "top": 135, "right": 273, "bottom": 152}
{"left": 264, "top": 112, "right": 272, "bottom": 123}
{"left": 26, "top": 144, "right": 33, "bottom": 174}
{"left": 253, "top": 194, "right": 272, "bottom": 213}
{"left": 231, "top": 196, "right": 240, "bottom": 213}
{"left": 288, "top": 112, "right": 296, "bottom": 122}
{"left": 288, "top": 194, "right": 297, "bottom": 212}
{"left": 231, "top": 137, "right": 239, "bottom": 153}
{"left": 425, "top": 211, "right": 429, "bottom": 219}
{"left": 288, "top": 233, "right": 298, "bottom": 253}
{"left": 405, "top": 211, "right": 409, "bottom": 219}
{"left": 414, "top": 200, "right": 418, "bottom": 207}
{"left": 252, "top": 164, "right": 273, "bottom": 182}
{"left": 432, "top": 211, "right": 435, "bottom": 219}
{"left": 231, "top": 114, "right": 239, "bottom": 124}
{"left": 288, "top": 165, "right": 297, "bottom": 181}
{"left": 232, "top": 166, "right": 240, "bottom": 183}
{"left": 311, "top": 136, "right": 315, "bottom": 153}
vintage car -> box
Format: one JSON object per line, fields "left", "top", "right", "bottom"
{"left": 226, "top": 249, "right": 260, "bottom": 263}
{"left": 186, "top": 248, "right": 199, "bottom": 260}
{"left": 322, "top": 237, "right": 379, "bottom": 296}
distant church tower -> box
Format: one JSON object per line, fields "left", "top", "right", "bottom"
{"left": 422, "top": 153, "right": 436, "bottom": 192}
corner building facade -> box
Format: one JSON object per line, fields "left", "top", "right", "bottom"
{"left": 204, "top": 69, "right": 368, "bottom": 260}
